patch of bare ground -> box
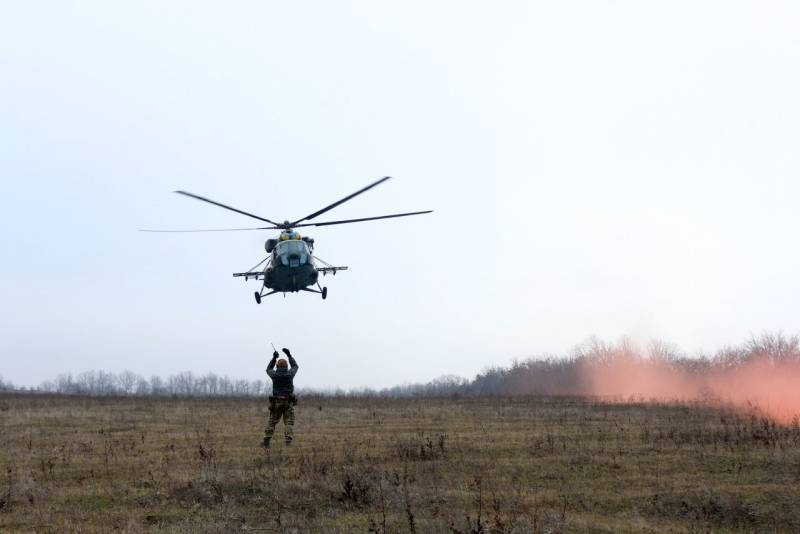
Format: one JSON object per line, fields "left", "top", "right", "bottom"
{"left": 1, "top": 394, "right": 799, "bottom": 532}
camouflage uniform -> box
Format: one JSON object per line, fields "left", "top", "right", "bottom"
{"left": 264, "top": 349, "right": 298, "bottom": 446}
{"left": 266, "top": 398, "right": 295, "bottom": 444}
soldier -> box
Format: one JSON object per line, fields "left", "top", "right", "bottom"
{"left": 262, "top": 347, "right": 299, "bottom": 448}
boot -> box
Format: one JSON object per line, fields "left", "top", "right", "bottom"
{"left": 285, "top": 436, "right": 293, "bottom": 446}
{"left": 261, "top": 436, "right": 271, "bottom": 449}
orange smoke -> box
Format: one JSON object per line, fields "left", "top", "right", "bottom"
{"left": 578, "top": 337, "right": 800, "bottom": 425}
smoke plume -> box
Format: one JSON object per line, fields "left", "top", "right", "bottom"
{"left": 577, "top": 334, "right": 800, "bottom": 424}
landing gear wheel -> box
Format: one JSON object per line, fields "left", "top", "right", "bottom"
{"left": 254, "top": 291, "right": 262, "bottom": 304}
{"left": 321, "top": 287, "right": 328, "bottom": 300}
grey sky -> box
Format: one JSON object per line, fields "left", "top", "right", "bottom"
{"left": 1, "top": 1, "right": 799, "bottom": 389}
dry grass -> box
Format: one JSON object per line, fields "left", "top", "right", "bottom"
{"left": 1, "top": 394, "right": 800, "bottom": 532}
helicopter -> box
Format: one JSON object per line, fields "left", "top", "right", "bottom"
{"left": 141, "top": 176, "right": 432, "bottom": 303}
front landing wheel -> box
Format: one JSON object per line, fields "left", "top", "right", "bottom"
{"left": 321, "top": 287, "right": 328, "bottom": 300}
{"left": 254, "top": 291, "right": 262, "bottom": 304}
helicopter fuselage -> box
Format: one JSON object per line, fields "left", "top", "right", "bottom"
{"left": 263, "top": 239, "right": 319, "bottom": 292}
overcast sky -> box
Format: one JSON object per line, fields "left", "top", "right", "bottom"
{"left": 1, "top": 1, "right": 799, "bottom": 389}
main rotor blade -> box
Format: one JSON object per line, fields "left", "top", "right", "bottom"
{"left": 289, "top": 176, "right": 391, "bottom": 227}
{"left": 292, "top": 210, "right": 433, "bottom": 228}
{"left": 139, "top": 227, "right": 277, "bottom": 232}
{"left": 174, "top": 190, "right": 281, "bottom": 226}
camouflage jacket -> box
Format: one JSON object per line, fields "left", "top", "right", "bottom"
{"left": 266, "top": 354, "right": 299, "bottom": 396}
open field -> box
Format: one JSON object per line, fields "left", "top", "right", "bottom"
{"left": 1, "top": 394, "right": 800, "bottom": 532}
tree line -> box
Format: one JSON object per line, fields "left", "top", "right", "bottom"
{"left": 332, "top": 332, "right": 800, "bottom": 398}
{"left": 31, "top": 370, "right": 268, "bottom": 397}
{"left": 2, "top": 332, "right": 797, "bottom": 398}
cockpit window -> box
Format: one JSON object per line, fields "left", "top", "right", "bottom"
{"left": 275, "top": 240, "right": 309, "bottom": 267}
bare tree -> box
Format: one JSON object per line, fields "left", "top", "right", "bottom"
{"left": 170, "top": 371, "right": 195, "bottom": 396}
{"left": 0, "top": 374, "right": 14, "bottom": 392}
{"left": 149, "top": 375, "right": 165, "bottom": 396}
{"left": 117, "top": 371, "right": 140, "bottom": 395}
{"left": 135, "top": 376, "right": 150, "bottom": 396}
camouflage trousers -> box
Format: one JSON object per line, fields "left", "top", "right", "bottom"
{"left": 265, "top": 399, "right": 295, "bottom": 442}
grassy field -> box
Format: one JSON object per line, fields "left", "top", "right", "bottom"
{"left": 1, "top": 394, "right": 799, "bottom": 533}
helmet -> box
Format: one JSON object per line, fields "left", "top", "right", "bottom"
{"left": 277, "top": 358, "right": 288, "bottom": 368}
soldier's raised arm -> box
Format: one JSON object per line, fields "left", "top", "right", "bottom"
{"left": 282, "top": 348, "right": 299, "bottom": 377}
{"left": 266, "top": 351, "right": 279, "bottom": 378}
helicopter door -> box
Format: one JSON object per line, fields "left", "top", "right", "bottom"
{"left": 275, "top": 240, "right": 310, "bottom": 267}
